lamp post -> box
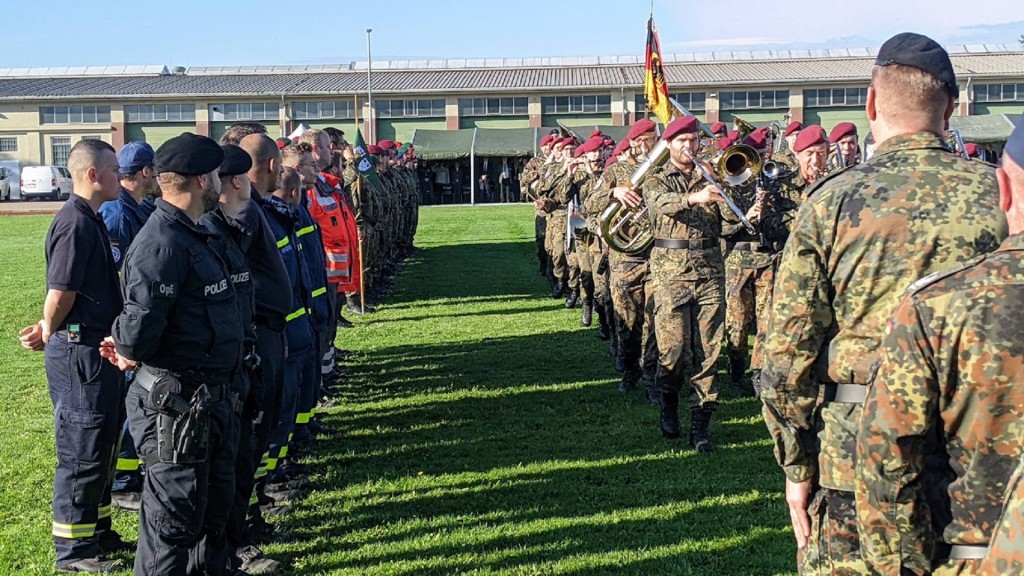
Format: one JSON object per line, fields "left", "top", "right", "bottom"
{"left": 366, "top": 28, "right": 374, "bottom": 143}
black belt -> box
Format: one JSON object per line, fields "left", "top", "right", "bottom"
{"left": 933, "top": 543, "right": 988, "bottom": 561}
{"left": 653, "top": 238, "right": 716, "bottom": 250}
{"left": 135, "top": 365, "right": 229, "bottom": 402}
{"left": 823, "top": 383, "right": 867, "bottom": 404}
{"left": 729, "top": 241, "right": 770, "bottom": 252}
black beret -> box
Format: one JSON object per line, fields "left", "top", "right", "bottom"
{"left": 219, "top": 144, "right": 252, "bottom": 177}
{"left": 875, "top": 32, "right": 958, "bottom": 96}
{"left": 154, "top": 133, "right": 224, "bottom": 176}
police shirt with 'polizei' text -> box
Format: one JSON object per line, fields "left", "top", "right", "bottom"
{"left": 112, "top": 198, "right": 245, "bottom": 378}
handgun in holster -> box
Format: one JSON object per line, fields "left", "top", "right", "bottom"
{"left": 150, "top": 375, "right": 210, "bottom": 465}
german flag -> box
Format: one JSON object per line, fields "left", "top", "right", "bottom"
{"left": 643, "top": 17, "right": 673, "bottom": 125}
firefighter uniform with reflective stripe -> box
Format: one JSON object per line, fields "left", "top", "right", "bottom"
{"left": 294, "top": 204, "right": 331, "bottom": 441}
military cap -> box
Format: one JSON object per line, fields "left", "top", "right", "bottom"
{"left": 714, "top": 136, "right": 735, "bottom": 151}
{"left": 1004, "top": 117, "right": 1024, "bottom": 165}
{"left": 117, "top": 141, "right": 155, "bottom": 174}
{"left": 742, "top": 128, "right": 768, "bottom": 151}
{"left": 366, "top": 144, "right": 383, "bottom": 156}
{"left": 612, "top": 139, "right": 630, "bottom": 157}
{"left": 727, "top": 130, "right": 740, "bottom": 140}
{"left": 378, "top": 139, "right": 396, "bottom": 150}
{"left": 829, "top": 122, "right": 858, "bottom": 143}
{"left": 876, "top": 32, "right": 958, "bottom": 95}
{"left": 154, "top": 133, "right": 223, "bottom": 176}
{"left": 964, "top": 142, "right": 979, "bottom": 158}
{"left": 560, "top": 137, "right": 575, "bottom": 147}
{"left": 627, "top": 118, "right": 657, "bottom": 141}
{"left": 661, "top": 116, "right": 699, "bottom": 141}
{"left": 784, "top": 121, "right": 803, "bottom": 137}
{"left": 590, "top": 129, "right": 603, "bottom": 138}
{"left": 793, "top": 125, "right": 827, "bottom": 153}
{"left": 572, "top": 146, "right": 585, "bottom": 159}
{"left": 709, "top": 122, "right": 728, "bottom": 136}
{"left": 540, "top": 134, "right": 554, "bottom": 147}
{"left": 603, "top": 137, "right": 614, "bottom": 147}
{"left": 581, "top": 136, "right": 605, "bottom": 153}
{"left": 604, "top": 156, "right": 617, "bottom": 169}
{"left": 219, "top": 144, "right": 253, "bottom": 177}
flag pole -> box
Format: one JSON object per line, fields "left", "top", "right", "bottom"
{"left": 354, "top": 94, "right": 366, "bottom": 312}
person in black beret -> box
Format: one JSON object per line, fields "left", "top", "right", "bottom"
{"left": 110, "top": 131, "right": 248, "bottom": 575}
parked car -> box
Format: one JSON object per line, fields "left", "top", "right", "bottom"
{"left": 20, "top": 166, "right": 71, "bottom": 200}
{"left": 0, "top": 167, "right": 9, "bottom": 201}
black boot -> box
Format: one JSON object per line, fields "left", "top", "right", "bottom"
{"left": 565, "top": 288, "right": 580, "bottom": 309}
{"left": 596, "top": 306, "right": 610, "bottom": 340}
{"left": 581, "top": 300, "right": 593, "bottom": 327}
{"left": 537, "top": 260, "right": 547, "bottom": 277}
{"left": 552, "top": 281, "right": 564, "bottom": 300}
{"left": 689, "top": 406, "right": 715, "bottom": 454}
{"left": 347, "top": 293, "right": 373, "bottom": 315}
{"left": 644, "top": 372, "right": 662, "bottom": 406}
{"left": 337, "top": 312, "right": 354, "bottom": 329}
{"left": 659, "top": 392, "right": 681, "bottom": 439}
{"left": 618, "top": 370, "right": 639, "bottom": 393}
{"left": 728, "top": 349, "right": 750, "bottom": 396}
{"left": 751, "top": 369, "right": 762, "bottom": 399}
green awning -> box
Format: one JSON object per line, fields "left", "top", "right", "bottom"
{"left": 949, "top": 114, "right": 1017, "bottom": 144}
{"left": 557, "top": 124, "right": 630, "bottom": 143}
{"left": 474, "top": 128, "right": 538, "bottom": 157}
{"left": 410, "top": 129, "right": 474, "bottom": 160}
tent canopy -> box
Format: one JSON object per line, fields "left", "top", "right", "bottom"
{"left": 410, "top": 129, "right": 474, "bottom": 160}
{"left": 949, "top": 114, "right": 1017, "bottom": 144}
{"left": 553, "top": 125, "right": 630, "bottom": 144}
{"left": 474, "top": 127, "right": 538, "bottom": 157}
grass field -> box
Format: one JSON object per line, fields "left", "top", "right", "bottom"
{"left": 0, "top": 204, "right": 797, "bottom": 575}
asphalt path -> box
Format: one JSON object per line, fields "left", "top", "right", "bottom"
{"left": 0, "top": 199, "right": 64, "bottom": 215}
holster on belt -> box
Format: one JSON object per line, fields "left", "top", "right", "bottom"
{"left": 138, "top": 366, "right": 211, "bottom": 465}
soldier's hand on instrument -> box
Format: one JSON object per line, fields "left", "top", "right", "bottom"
{"left": 785, "top": 478, "right": 812, "bottom": 550}
{"left": 612, "top": 187, "right": 642, "bottom": 208}
{"left": 688, "top": 185, "right": 719, "bottom": 205}
{"left": 18, "top": 321, "right": 44, "bottom": 351}
{"left": 746, "top": 202, "right": 763, "bottom": 223}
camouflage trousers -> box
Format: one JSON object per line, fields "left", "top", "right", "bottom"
{"left": 646, "top": 275, "right": 724, "bottom": 408}
{"left": 724, "top": 264, "right": 775, "bottom": 370}
{"left": 545, "top": 211, "right": 579, "bottom": 289}
{"left": 574, "top": 236, "right": 608, "bottom": 306}
{"left": 979, "top": 464, "right": 1024, "bottom": 575}
{"left": 800, "top": 489, "right": 872, "bottom": 576}
{"left": 609, "top": 253, "right": 657, "bottom": 378}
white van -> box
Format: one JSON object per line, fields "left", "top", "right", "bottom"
{"left": 21, "top": 166, "right": 71, "bottom": 200}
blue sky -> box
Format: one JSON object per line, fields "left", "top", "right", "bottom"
{"left": 3, "top": 0, "right": 1022, "bottom": 68}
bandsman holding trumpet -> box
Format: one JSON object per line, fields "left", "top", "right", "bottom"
{"left": 829, "top": 121, "right": 861, "bottom": 170}
{"left": 570, "top": 136, "right": 608, "bottom": 328}
{"left": 538, "top": 137, "right": 582, "bottom": 307}
{"left": 522, "top": 135, "right": 556, "bottom": 282}
{"left": 641, "top": 115, "right": 740, "bottom": 451}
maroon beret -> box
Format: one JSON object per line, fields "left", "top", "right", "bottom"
{"left": 793, "top": 125, "right": 827, "bottom": 153}
{"left": 727, "top": 130, "right": 740, "bottom": 140}
{"left": 742, "top": 128, "right": 768, "bottom": 151}
{"left": 714, "top": 137, "right": 734, "bottom": 151}
{"left": 590, "top": 129, "right": 603, "bottom": 138}
{"left": 661, "top": 116, "right": 699, "bottom": 141}
{"left": 366, "top": 144, "right": 383, "bottom": 156}
{"left": 784, "top": 121, "right": 803, "bottom": 137}
{"left": 561, "top": 137, "right": 575, "bottom": 147}
{"left": 603, "top": 137, "right": 614, "bottom": 147}
{"left": 710, "top": 122, "right": 728, "bottom": 136}
{"left": 378, "top": 139, "right": 396, "bottom": 150}
{"left": 627, "top": 118, "right": 657, "bottom": 141}
{"left": 605, "top": 156, "right": 617, "bottom": 168}
{"left": 540, "top": 135, "right": 554, "bottom": 147}
{"left": 612, "top": 139, "right": 630, "bottom": 157}
{"left": 828, "top": 122, "right": 857, "bottom": 143}
{"left": 572, "top": 146, "right": 585, "bottom": 158}
{"left": 964, "top": 142, "right": 979, "bottom": 157}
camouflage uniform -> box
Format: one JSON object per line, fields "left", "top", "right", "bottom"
{"left": 760, "top": 132, "right": 1008, "bottom": 575}
{"left": 597, "top": 159, "right": 659, "bottom": 392}
{"left": 642, "top": 161, "right": 738, "bottom": 444}
{"left": 539, "top": 162, "right": 579, "bottom": 295}
{"left": 980, "top": 452, "right": 1024, "bottom": 575}
{"left": 856, "top": 233, "right": 1024, "bottom": 576}
{"left": 520, "top": 156, "right": 549, "bottom": 275}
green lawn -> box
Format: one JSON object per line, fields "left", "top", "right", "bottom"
{"left": 0, "top": 205, "right": 797, "bottom": 575}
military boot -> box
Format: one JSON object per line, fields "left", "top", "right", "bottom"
{"left": 552, "top": 281, "right": 564, "bottom": 300}
{"left": 56, "top": 557, "right": 122, "bottom": 573}
{"left": 689, "top": 406, "right": 715, "bottom": 454}
{"left": 659, "top": 391, "right": 681, "bottom": 439}
{"left": 581, "top": 300, "right": 593, "bottom": 326}
{"left": 644, "top": 373, "right": 662, "bottom": 406}
{"left": 565, "top": 288, "right": 580, "bottom": 309}
{"left": 728, "top": 349, "right": 750, "bottom": 396}
{"left": 751, "top": 369, "right": 763, "bottom": 399}
{"left": 596, "top": 306, "right": 610, "bottom": 340}
{"left": 346, "top": 293, "right": 370, "bottom": 315}
{"left": 618, "top": 370, "right": 639, "bottom": 393}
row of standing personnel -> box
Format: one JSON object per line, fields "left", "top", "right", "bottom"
{"left": 18, "top": 122, "right": 419, "bottom": 575}
{"left": 524, "top": 31, "right": 1024, "bottom": 576}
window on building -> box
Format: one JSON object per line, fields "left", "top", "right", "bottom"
{"left": 376, "top": 99, "right": 446, "bottom": 118}
{"left": 80, "top": 135, "right": 103, "bottom": 141}
{"left": 634, "top": 92, "right": 706, "bottom": 116}
{"left": 803, "top": 88, "right": 868, "bottom": 107}
{"left": 0, "top": 137, "right": 18, "bottom": 152}
{"left": 719, "top": 90, "right": 790, "bottom": 110}
{"left": 124, "top": 104, "right": 196, "bottom": 123}
{"left": 458, "top": 97, "right": 528, "bottom": 116}
{"left": 51, "top": 137, "right": 72, "bottom": 166}
{"left": 972, "top": 83, "right": 1024, "bottom": 102}
{"left": 208, "top": 102, "right": 279, "bottom": 122}
{"left": 541, "top": 95, "right": 612, "bottom": 115}
{"left": 40, "top": 105, "right": 111, "bottom": 125}
{"left": 292, "top": 100, "right": 356, "bottom": 120}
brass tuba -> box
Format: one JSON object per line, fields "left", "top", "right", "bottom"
{"left": 598, "top": 139, "right": 671, "bottom": 255}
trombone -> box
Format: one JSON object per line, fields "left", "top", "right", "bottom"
{"left": 685, "top": 147, "right": 757, "bottom": 235}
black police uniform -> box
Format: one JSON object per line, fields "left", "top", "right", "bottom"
{"left": 45, "top": 193, "right": 125, "bottom": 568}
{"left": 114, "top": 197, "right": 245, "bottom": 575}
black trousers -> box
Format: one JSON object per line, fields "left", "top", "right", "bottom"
{"left": 127, "top": 380, "right": 237, "bottom": 575}
{"left": 535, "top": 215, "right": 548, "bottom": 268}
{"left": 46, "top": 333, "right": 123, "bottom": 565}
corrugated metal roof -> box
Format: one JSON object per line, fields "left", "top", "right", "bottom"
{"left": 0, "top": 51, "right": 1021, "bottom": 100}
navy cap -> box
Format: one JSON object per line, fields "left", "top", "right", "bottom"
{"left": 1004, "top": 116, "right": 1024, "bottom": 166}
{"left": 219, "top": 144, "right": 252, "bottom": 177}
{"left": 117, "top": 141, "right": 155, "bottom": 174}
{"left": 875, "top": 32, "right": 958, "bottom": 96}
{"left": 154, "top": 133, "right": 224, "bottom": 176}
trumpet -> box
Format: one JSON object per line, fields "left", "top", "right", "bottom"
{"left": 949, "top": 128, "right": 969, "bottom": 159}
{"left": 686, "top": 146, "right": 757, "bottom": 235}
{"left": 598, "top": 139, "right": 671, "bottom": 254}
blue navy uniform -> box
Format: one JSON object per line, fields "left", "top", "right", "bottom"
{"left": 113, "top": 198, "right": 245, "bottom": 575}
{"left": 99, "top": 187, "right": 151, "bottom": 497}
{"left": 44, "top": 194, "right": 124, "bottom": 568}
{"left": 258, "top": 194, "right": 317, "bottom": 480}
{"left": 294, "top": 203, "right": 331, "bottom": 443}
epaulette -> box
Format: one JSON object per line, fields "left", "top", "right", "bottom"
{"left": 905, "top": 254, "right": 988, "bottom": 297}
